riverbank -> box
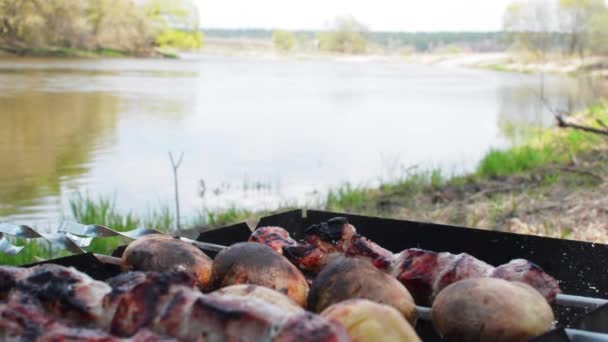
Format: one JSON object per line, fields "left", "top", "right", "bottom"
{"left": 0, "top": 46, "right": 179, "bottom": 59}
{"left": 1, "top": 104, "right": 606, "bottom": 266}
{"left": 324, "top": 104, "right": 608, "bottom": 244}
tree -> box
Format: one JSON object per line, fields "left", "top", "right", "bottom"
{"left": 558, "top": 0, "right": 606, "bottom": 56}
{"left": 317, "top": 16, "right": 368, "bottom": 54}
{"left": 142, "top": 0, "right": 203, "bottom": 50}
{"left": 272, "top": 29, "right": 295, "bottom": 52}
{"left": 503, "top": 0, "right": 557, "bottom": 60}
{"left": 589, "top": 11, "right": 608, "bottom": 55}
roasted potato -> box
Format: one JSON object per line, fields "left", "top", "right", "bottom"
{"left": 432, "top": 278, "right": 555, "bottom": 342}
{"left": 210, "top": 284, "right": 303, "bottom": 314}
{"left": 209, "top": 242, "right": 309, "bottom": 307}
{"left": 321, "top": 299, "right": 421, "bottom": 342}
{"left": 308, "top": 256, "right": 416, "bottom": 324}
{"left": 121, "top": 234, "right": 212, "bottom": 288}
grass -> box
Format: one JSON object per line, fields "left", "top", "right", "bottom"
{"left": 0, "top": 193, "right": 175, "bottom": 265}
{"left": 0, "top": 46, "right": 131, "bottom": 58}
{"left": 477, "top": 107, "right": 606, "bottom": 178}
{"left": 325, "top": 104, "right": 608, "bottom": 216}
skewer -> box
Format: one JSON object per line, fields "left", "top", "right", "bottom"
{"left": 2, "top": 221, "right": 607, "bottom": 312}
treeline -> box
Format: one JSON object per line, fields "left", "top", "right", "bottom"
{"left": 204, "top": 27, "right": 505, "bottom": 54}
{"left": 0, "top": 0, "right": 202, "bottom": 55}
{"left": 504, "top": 0, "right": 608, "bottom": 57}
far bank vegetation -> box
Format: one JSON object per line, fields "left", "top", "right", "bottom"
{"left": 504, "top": 0, "right": 608, "bottom": 59}
{"left": 0, "top": 0, "right": 202, "bottom": 56}
{"left": 271, "top": 16, "right": 369, "bottom": 54}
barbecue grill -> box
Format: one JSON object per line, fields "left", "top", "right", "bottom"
{"left": 2, "top": 209, "right": 607, "bottom": 341}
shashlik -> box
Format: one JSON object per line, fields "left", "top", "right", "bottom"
{"left": 0, "top": 264, "right": 349, "bottom": 342}
{"left": 250, "top": 217, "right": 561, "bottom": 305}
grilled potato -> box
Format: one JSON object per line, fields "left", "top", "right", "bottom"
{"left": 121, "top": 234, "right": 212, "bottom": 288}
{"left": 321, "top": 299, "right": 421, "bottom": 342}
{"left": 308, "top": 256, "right": 416, "bottom": 324}
{"left": 210, "top": 284, "right": 303, "bottom": 314}
{"left": 209, "top": 242, "right": 309, "bottom": 307}
{"left": 432, "top": 278, "right": 554, "bottom": 342}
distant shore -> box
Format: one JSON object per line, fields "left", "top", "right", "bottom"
{"left": 4, "top": 37, "right": 608, "bottom": 78}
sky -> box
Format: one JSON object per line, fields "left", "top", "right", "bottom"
{"left": 195, "top": 0, "right": 514, "bottom": 32}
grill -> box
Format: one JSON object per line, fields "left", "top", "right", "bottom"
{"left": 5, "top": 209, "right": 608, "bottom": 341}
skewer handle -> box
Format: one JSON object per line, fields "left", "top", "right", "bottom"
{"left": 565, "top": 329, "right": 608, "bottom": 342}
{"left": 556, "top": 294, "right": 608, "bottom": 310}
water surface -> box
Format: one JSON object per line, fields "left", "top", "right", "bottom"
{"left": 0, "top": 56, "right": 604, "bottom": 224}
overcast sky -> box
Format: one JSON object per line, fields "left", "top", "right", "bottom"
{"left": 195, "top": 0, "right": 514, "bottom": 32}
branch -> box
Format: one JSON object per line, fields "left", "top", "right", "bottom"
{"left": 535, "top": 85, "right": 608, "bottom": 137}
{"left": 555, "top": 115, "right": 608, "bottom": 137}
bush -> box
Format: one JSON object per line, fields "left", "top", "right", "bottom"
{"left": 317, "top": 16, "right": 368, "bottom": 54}
{"left": 155, "top": 29, "right": 203, "bottom": 50}
{"left": 272, "top": 29, "right": 295, "bottom": 52}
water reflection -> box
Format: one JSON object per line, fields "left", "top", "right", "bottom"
{"left": 497, "top": 75, "right": 607, "bottom": 143}
{"left": 0, "top": 92, "right": 120, "bottom": 219}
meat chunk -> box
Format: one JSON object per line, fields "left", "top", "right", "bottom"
{"left": 0, "top": 301, "right": 119, "bottom": 342}
{"left": 103, "top": 272, "right": 197, "bottom": 336}
{"left": 121, "top": 234, "right": 213, "bottom": 289}
{"left": 209, "top": 242, "right": 309, "bottom": 307}
{"left": 492, "top": 259, "right": 561, "bottom": 303}
{"left": 273, "top": 312, "right": 350, "bottom": 342}
{"left": 0, "top": 266, "right": 30, "bottom": 301}
{"left": 249, "top": 226, "right": 298, "bottom": 254}
{"left": 13, "top": 264, "right": 111, "bottom": 326}
{"left": 210, "top": 284, "right": 303, "bottom": 314}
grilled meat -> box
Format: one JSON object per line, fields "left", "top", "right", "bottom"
{"left": 209, "top": 242, "right": 310, "bottom": 307}
{"left": 121, "top": 234, "right": 213, "bottom": 289}
{"left": 391, "top": 249, "right": 495, "bottom": 305}
{"left": 12, "top": 264, "right": 112, "bottom": 326}
{"left": 491, "top": 259, "right": 562, "bottom": 303}
{"left": 303, "top": 218, "right": 393, "bottom": 270}
{"left": 210, "top": 284, "right": 303, "bottom": 314}
{"left": 249, "top": 226, "right": 298, "bottom": 254}
{"left": 1, "top": 264, "right": 345, "bottom": 341}
{"left": 273, "top": 312, "right": 350, "bottom": 342}
{"left": 104, "top": 272, "right": 197, "bottom": 337}
{"left": 252, "top": 218, "right": 561, "bottom": 304}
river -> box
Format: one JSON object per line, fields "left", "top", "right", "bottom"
{"left": 0, "top": 55, "right": 605, "bottom": 225}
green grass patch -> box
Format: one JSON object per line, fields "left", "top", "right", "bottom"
{"left": 478, "top": 106, "right": 607, "bottom": 178}
{"left": 0, "top": 193, "right": 175, "bottom": 266}
{"left": 326, "top": 183, "right": 374, "bottom": 212}
{"left": 196, "top": 207, "right": 253, "bottom": 228}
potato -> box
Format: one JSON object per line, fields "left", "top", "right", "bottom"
{"left": 209, "top": 242, "right": 309, "bottom": 307}
{"left": 121, "top": 234, "right": 212, "bottom": 288}
{"left": 308, "top": 256, "right": 416, "bottom": 324}
{"left": 321, "top": 299, "right": 421, "bottom": 342}
{"left": 210, "top": 284, "right": 303, "bottom": 314}
{"left": 432, "top": 278, "right": 555, "bottom": 342}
